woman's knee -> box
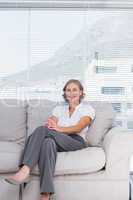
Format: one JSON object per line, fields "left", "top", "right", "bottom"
{"left": 27, "top": 126, "right": 46, "bottom": 140}
{"left": 35, "top": 125, "right": 45, "bottom": 132}
{"left": 32, "top": 125, "right": 47, "bottom": 135}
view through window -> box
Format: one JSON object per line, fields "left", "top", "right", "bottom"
{"left": 0, "top": 9, "right": 133, "bottom": 130}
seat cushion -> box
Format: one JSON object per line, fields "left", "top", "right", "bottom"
{"left": 0, "top": 141, "right": 23, "bottom": 173}
{"left": 32, "top": 147, "right": 106, "bottom": 176}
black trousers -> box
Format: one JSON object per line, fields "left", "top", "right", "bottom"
{"left": 19, "top": 126, "right": 86, "bottom": 194}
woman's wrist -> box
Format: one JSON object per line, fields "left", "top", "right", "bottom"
{"left": 55, "top": 126, "right": 62, "bottom": 132}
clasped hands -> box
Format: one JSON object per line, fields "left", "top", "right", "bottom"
{"left": 44, "top": 116, "right": 61, "bottom": 132}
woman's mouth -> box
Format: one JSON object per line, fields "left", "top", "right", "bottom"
{"left": 68, "top": 96, "right": 77, "bottom": 99}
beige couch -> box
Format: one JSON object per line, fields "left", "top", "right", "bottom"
{"left": 0, "top": 99, "right": 133, "bottom": 200}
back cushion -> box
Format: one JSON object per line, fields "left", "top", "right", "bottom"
{"left": 0, "top": 99, "right": 27, "bottom": 143}
{"left": 86, "top": 101, "right": 116, "bottom": 146}
{"left": 27, "top": 99, "right": 57, "bottom": 136}
{"left": 27, "top": 99, "right": 115, "bottom": 146}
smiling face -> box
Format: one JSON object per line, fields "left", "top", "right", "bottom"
{"left": 64, "top": 82, "right": 83, "bottom": 104}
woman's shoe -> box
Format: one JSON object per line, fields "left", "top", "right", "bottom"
{"left": 5, "top": 176, "right": 30, "bottom": 185}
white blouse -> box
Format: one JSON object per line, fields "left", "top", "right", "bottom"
{"left": 52, "top": 102, "right": 95, "bottom": 140}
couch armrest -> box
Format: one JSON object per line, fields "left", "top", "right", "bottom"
{"left": 103, "top": 126, "right": 133, "bottom": 179}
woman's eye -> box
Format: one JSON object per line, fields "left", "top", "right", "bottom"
{"left": 73, "top": 89, "right": 77, "bottom": 92}
{"left": 66, "top": 89, "right": 70, "bottom": 92}
{"left": 66, "top": 88, "right": 78, "bottom": 92}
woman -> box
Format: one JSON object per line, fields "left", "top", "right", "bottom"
{"left": 5, "top": 79, "right": 95, "bottom": 200}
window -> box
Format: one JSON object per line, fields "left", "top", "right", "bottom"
{"left": 131, "top": 66, "right": 133, "bottom": 72}
{"left": 127, "top": 103, "right": 133, "bottom": 109}
{"left": 127, "top": 121, "right": 133, "bottom": 130}
{"left": 112, "top": 103, "right": 121, "bottom": 112}
{"left": 101, "top": 87, "right": 125, "bottom": 95}
{"left": 0, "top": 10, "right": 87, "bottom": 100}
{"left": 0, "top": 3, "right": 133, "bottom": 131}
{"left": 0, "top": 11, "right": 28, "bottom": 99}
{"left": 95, "top": 66, "right": 117, "bottom": 73}
{"left": 115, "top": 120, "right": 122, "bottom": 127}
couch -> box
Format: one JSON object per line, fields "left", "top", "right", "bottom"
{"left": 0, "top": 98, "right": 133, "bottom": 200}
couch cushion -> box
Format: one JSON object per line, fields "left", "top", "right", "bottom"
{"left": 0, "top": 99, "right": 27, "bottom": 143}
{"left": 32, "top": 147, "right": 105, "bottom": 175}
{"left": 86, "top": 101, "right": 116, "bottom": 146}
{"left": 27, "top": 99, "right": 57, "bottom": 136}
{"left": 0, "top": 141, "right": 23, "bottom": 173}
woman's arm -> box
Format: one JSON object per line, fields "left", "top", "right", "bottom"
{"left": 48, "top": 116, "right": 92, "bottom": 135}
